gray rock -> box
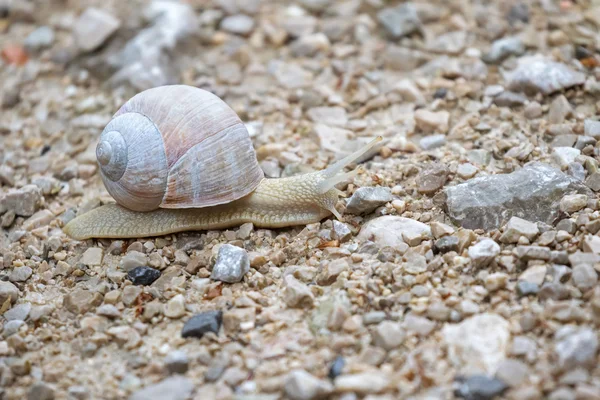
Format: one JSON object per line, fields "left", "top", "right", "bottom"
{"left": 443, "top": 313, "right": 510, "bottom": 374}
{"left": 4, "top": 303, "right": 31, "bottom": 321}
{"left": 0, "top": 185, "right": 42, "bottom": 217}
{"left": 0, "top": 281, "right": 19, "bottom": 306}
{"left": 73, "top": 8, "right": 120, "bottom": 52}
{"left": 467, "top": 149, "right": 491, "bottom": 166}
{"left": 549, "top": 95, "right": 572, "bottom": 124}
{"left": 426, "top": 31, "right": 468, "bottom": 55}
{"left": 332, "top": 220, "right": 352, "bottom": 242}
{"left": 120, "top": 251, "right": 148, "bottom": 271}
{"left": 384, "top": 45, "right": 431, "bottom": 71}
{"left": 416, "top": 163, "right": 449, "bottom": 194}
{"left": 454, "top": 375, "right": 508, "bottom": 400}
{"left": 346, "top": 187, "right": 392, "bottom": 214}
{"left": 571, "top": 264, "right": 598, "bottom": 291}
{"left": 419, "top": 134, "right": 446, "bottom": 150}
{"left": 457, "top": 163, "right": 478, "bottom": 179}
{"left": 493, "top": 91, "right": 527, "bottom": 107}
{"left": 468, "top": 239, "right": 500, "bottom": 268}
{"left": 290, "top": 33, "right": 330, "bottom": 57}
{"left": 164, "top": 350, "right": 189, "bottom": 374}
{"left": 372, "top": 320, "right": 405, "bottom": 350}
{"left": 585, "top": 172, "right": 600, "bottom": 191}
{"left": 210, "top": 244, "right": 250, "bottom": 283}
{"left": 28, "top": 382, "right": 55, "bottom": 400}
{"left": 506, "top": 56, "right": 586, "bottom": 95}
{"left": 444, "top": 162, "right": 591, "bottom": 230}
{"left": 181, "top": 310, "right": 222, "bottom": 338}
{"left": 67, "top": 386, "right": 89, "bottom": 400}
{"left": 129, "top": 376, "right": 194, "bottom": 400}
{"left": 517, "top": 281, "right": 539, "bottom": 296}
{"left": 539, "top": 283, "right": 569, "bottom": 301}
{"left": 24, "top": 26, "right": 55, "bottom": 52}
{"left": 284, "top": 369, "right": 333, "bottom": 400}
{"left": 3, "top": 320, "right": 25, "bottom": 337}
{"left": 483, "top": 36, "right": 525, "bottom": 63}
{"left": 567, "top": 162, "right": 586, "bottom": 182}
{"left": 9, "top": 266, "right": 32, "bottom": 283}
{"left": 377, "top": 3, "right": 422, "bottom": 39}
{"left": 514, "top": 245, "right": 551, "bottom": 261}
{"left": 554, "top": 326, "right": 598, "bottom": 371}
{"left": 220, "top": 14, "right": 255, "bottom": 36}
{"left": 96, "top": 304, "right": 121, "bottom": 318}
{"left": 495, "top": 359, "right": 530, "bottom": 387}
{"left": 434, "top": 236, "right": 459, "bottom": 253}
{"left": 584, "top": 118, "right": 600, "bottom": 139}
{"left": 574, "top": 136, "right": 596, "bottom": 151}
{"left": 269, "top": 60, "right": 313, "bottom": 89}
{"left": 307, "top": 106, "right": 348, "bottom": 127}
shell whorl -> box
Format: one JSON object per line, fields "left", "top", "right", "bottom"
{"left": 96, "top": 85, "right": 264, "bottom": 212}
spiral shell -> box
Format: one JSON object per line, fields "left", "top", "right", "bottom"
{"left": 96, "top": 85, "right": 264, "bottom": 212}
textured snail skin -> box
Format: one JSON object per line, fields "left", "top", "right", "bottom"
{"left": 63, "top": 137, "right": 382, "bottom": 240}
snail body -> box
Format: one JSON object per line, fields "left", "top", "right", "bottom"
{"left": 63, "top": 85, "right": 381, "bottom": 240}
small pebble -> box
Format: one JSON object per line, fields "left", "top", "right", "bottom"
{"left": 128, "top": 266, "right": 161, "bottom": 286}
{"left": 210, "top": 244, "right": 250, "bottom": 283}
{"left": 181, "top": 311, "right": 223, "bottom": 338}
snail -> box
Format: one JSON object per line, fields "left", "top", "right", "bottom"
{"left": 63, "top": 85, "right": 382, "bottom": 240}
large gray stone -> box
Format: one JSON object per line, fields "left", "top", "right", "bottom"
{"left": 443, "top": 162, "right": 591, "bottom": 230}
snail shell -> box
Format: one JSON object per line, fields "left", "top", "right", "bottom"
{"left": 96, "top": 85, "right": 264, "bottom": 211}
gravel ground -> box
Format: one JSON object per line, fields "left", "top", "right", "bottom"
{"left": 2, "top": 0, "right": 600, "bottom": 399}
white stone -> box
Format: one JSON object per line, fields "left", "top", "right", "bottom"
{"left": 468, "top": 239, "right": 500, "bottom": 268}
{"left": 335, "top": 372, "right": 390, "bottom": 394}
{"left": 442, "top": 313, "right": 511, "bottom": 374}
{"left": 307, "top": 106, "right": 348, "bottom": 127}
{"left": 560, "top": 194, "right": 588, "bottom": 213}
{"left": 500, "top": 217, "right": 539, "bottom": 243}
{"left": 371, "top": 320, "right": 405, "bottom": 350}
{"left": 120, "top": 251, "right": 148, "bottom": 271}
{"left": 357, "top": 216, "right": 431, "bottom": 251}
{"left": 80, "top": 247, "right": 104, "bottom": 266}
{"left": 552, "top": 147, "right": 581, "bottom": 168}
{"left": 164, "top": 294, "right": 186, "bottom": 319}
{"left": 518, "top": 265, "right": 547, "bottom": 286}
{"left": 414, "top": 109, "right": 450, "bottom": 133}
{"left": 284, "top": 370, "right": 333, "bottom": 400}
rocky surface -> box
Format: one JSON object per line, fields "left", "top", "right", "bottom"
{"left": 2, "top": 0, "right": 600, "bottom": 399}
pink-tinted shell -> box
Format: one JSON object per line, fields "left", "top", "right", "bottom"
{"left": 97, "top": 85, "right": 264, "bottom": 211}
